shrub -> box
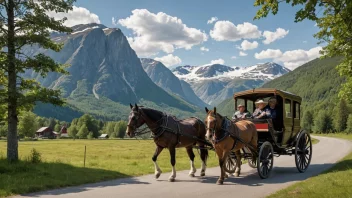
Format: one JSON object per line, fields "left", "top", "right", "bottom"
{"left": 87, "top": 132, "right": 94, "bottom": 139}
{"left": 27, "top": 148, "right": 42, "bottom": 164}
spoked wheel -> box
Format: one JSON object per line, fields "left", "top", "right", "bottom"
{"left": 224, "top": 154, "right": 237, "bottom": 174}
{"left": 295, "top": 131, "right": 313, "bottom": 173}
{"left": 248, "top": 156, "right": 257, "bottom": 168}
{"left": 257, "top": 141, "right": 274, "bottom": 179}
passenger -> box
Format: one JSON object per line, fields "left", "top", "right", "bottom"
{"left": 252, "top": 100, "right": 267, "bottom": 119}
{"left": 232, "top": 104, "right": 251, "bottom": 120}
{"left": 265, "top": 97, "right": 277, "bottom": 119}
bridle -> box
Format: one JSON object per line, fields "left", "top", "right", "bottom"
{"left": 127, "top": 108, "right": 167, "bottom": 136}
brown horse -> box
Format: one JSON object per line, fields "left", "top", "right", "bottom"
{"left": 126, "top": 104, "right": 209, "bottom": 182}
{"left": 204, "top": 107, "right": 257, "bottom": 185}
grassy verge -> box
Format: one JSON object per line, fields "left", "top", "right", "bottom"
{"left": 269, "top": 133, "right": 352, "bottom": 198}
{"left": 0, "top": 139, "right": 219, "bottom": 197}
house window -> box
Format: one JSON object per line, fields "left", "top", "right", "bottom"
{"left": 285, "top": 99, "right": 292, "bottom": 118}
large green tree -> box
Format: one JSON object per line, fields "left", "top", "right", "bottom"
{"left": 0, "top": 0, "right": 74, "bottom": 161}
{"left": 254, "top": 0, "right": 352, "bottom": 102}
{"left": 334, "top": 99, "right": 349, "bottom": 132}
{"left": 18, "top": 111, "right": 38, "bottom": 138}
{"left": 302, "top": 110, "right": 314, "bottom": 133}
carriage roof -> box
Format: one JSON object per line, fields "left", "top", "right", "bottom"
{"left": 233, "top": 88, "right": 302, "bottom": 103}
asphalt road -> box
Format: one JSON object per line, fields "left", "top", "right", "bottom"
{"left": 14, "top": 136, "right": 352, "bottom": 198}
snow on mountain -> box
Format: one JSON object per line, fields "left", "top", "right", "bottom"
{"left": 173, "top": 62, "right": 290, "bottom": 82}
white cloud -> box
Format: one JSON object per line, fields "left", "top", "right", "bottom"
{"left": 46, "top": 6, "right": 100, "bottom": 27}
{"left": 119, "top": 9, "right": 208, "bottom": 57}
{"left": 262, "top": 28, "right": 289, "bottom": 44}
{"left": 231, "top": 56, "right": 237, "bottom": 59}
{"left": 112, "top": 17, "right": 118, "bottom": 26}
{"left": 254, "top": 46, "right": 322, "bottom": 70}
{"left": 254, "top": 49, "right": 283, "bottom": 59}
{"left": 154, "top": 54, "right": 182, "bottom": 67}
{"left": 239, "top": 51, "right": 248, "bottom": 56}
{"left": 200, "top": 46, "right": 209, "bottom": 52}
{"left": 210, "top": 21, "right": 261, "bottom": 41}
{"left": 207, "top": 17, "right": 218, "bottom": 24}
{"left": 203, "top": 58, "right": 225, "bottom": 66}
{"left": 238, "top": 40, "right": 259, "bottom": 51}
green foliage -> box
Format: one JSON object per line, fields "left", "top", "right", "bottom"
{"left": 18, "top": 111, "right": 38, "bottom": 138}
{"left": 254, "top": 0, "right": 352, "bottom": 102}
{"left": 302, "top": 110, "right": 314, "bottom": 133}
{"left": 77, "top": 125, "right": 89, "bottom": 139}
{"left": 334, "top": 99, "right": 350, "bottom": 132}
{"left": 68, "top": 126, "right": 78, "bottom": 140}
{"left": 27, "top": 148, "right": 42, "bottom": 164}
{"left": 116, "top": 121, "right": 127, "bottom": 139}
{"left": 87, "top": 132, "right": 94, "bottom": 140}
{"left": 346, "top": 115, "right": 352, "bottom": 134}
{"left": 54, "top": 124, "right": 61, "bottom": 132}
{"left": 77, "top": 114, "right": 99, "bottom": 138}
{"left": 313, "top": 111, "right": 333, "bottom": 133}
{"left": 0, "top": 123, "right": 7, "bottom": 137}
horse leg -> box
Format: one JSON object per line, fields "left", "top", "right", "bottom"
{"left": 234, "top": 150, "right": 242, "bottom": 177}
{"left": 186, "top": 146, "right": 196, "bottom": 177}
{"left": 199, "top": 145, "right": 208, "bottom": 176}
{"left": 152, "top": 145, "right": 164, "bottom": 179}
{"left": 168, "top": 146, "right": 176, "bottom": 182}
{"left": 215, "top": 149, "right": 227, "bottom": 185}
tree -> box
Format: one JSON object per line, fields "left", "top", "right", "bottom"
{"left": 77, "top": 125, "right": 89, "bottom": 139}
{"left": 0, "top": 0, "right": 75, "bottom": 161}
{"left": 18, "top": 111, "right": 38, "bottom": 138}
{"left": 54, "top": 124, "right": 61, "bottom": 132}
{"left": 48, "top": 118, "right": 57, "bottom": 130}
{"left": 313, "top": 111, "right": 333, "bottom": 133}
{"left": 77, "top": 114, "right": 99, "bottom": 137}
{"left": 346, "top": 115, "right": 352, "bottom": 134}
{"left": 0, "top": 123, "right": 7, "bottom": 137}
{"left": 105, "top": 122, "right": 115, "bottom": 136}
{"left": 254, "top": 0, "right": 352, "bottom": 102}
{"left": 116, "top": 121, "right": 127, "bottom": 139}
{"left": 68, "top": 125, "right": 78, "bottom": 140}
{"left": 87, "top": 132, "right": 93, "bottom": 139}
{"left": 302, "top": 110, "right": 314, "bottom": 133}
{"left": 334, "top": 99, "right": 349, "bottom": 132}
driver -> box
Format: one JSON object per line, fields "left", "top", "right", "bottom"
{"left": 232, "top": 104, "right": 251, "bottom": 120}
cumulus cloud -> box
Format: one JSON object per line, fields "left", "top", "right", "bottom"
{"left": 238, "top": 40, "right": 258, "bottom": 51}
{"left": 255, "top": 46, "right": 322, "bottom": 70}
{"left": 210, "top": 21, "right": 261, "bottom": 41}
{"left": 203, "top": 58, "right": 225, "bottom": 66}
{"left": 239, "top": 51, "right": 248, "bottom": 56}
{"left": 254, "top": 49, "right": 283, "bottom": 59}
{"left": 119, "top": 9, "right": 208, "bottom": 57}
{"left": 207, "top": 17, "right": 218, "bottom": 24}
{"left": 200, "top": 46, "right": 209, "bottom": 52}
{"left": 154, "top": 54, "right": 182, "bottom": 67}
{"left": 112, "top": 17, "right": 118, "bottom": 26}
{"left": 262, "top": 28, "right": 289, "bottom": 44}
{"left": 46, "top": 6, "right": 100, "bottom": 27}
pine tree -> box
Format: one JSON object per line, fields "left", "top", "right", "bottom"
{"left": 334, "top": 99, "right": 349, "bottom": 132}
{"left": 346, "top": 115, "right": 352, "bottom": 134}
{"left": 302, "top": 110, "right": 314, "bottom": 133}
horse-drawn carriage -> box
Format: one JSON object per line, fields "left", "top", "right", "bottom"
{"left": 224, "top": 88, "right": 313, "bottom": 179}
{"left": 126, "top": 88, "right": 312, "bottom": 184}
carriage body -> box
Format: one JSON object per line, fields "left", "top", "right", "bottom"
{"left": 233, "top": 88, "right": 302, "bottom": 150}
{"left": 230, "top": 88, "right": 312, "bottom": 178}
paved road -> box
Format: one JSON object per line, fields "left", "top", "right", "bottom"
{"left": 15, "top": 136, "right": 352, "bottom": 198}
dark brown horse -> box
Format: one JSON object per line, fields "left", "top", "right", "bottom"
{"left": 126, "top": 104, "right": 209, "bottom": 182}
{"left": 204, "top": 107, "right": 257, "bottom": 185}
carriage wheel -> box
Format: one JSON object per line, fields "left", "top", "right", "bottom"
{"left": 248, "top": 157, "right": 257, "bottom": 168}
{"left": 257, "top": 141, "right": 274, "bottom": 179}
{"left": 295, "top": 131, "right": 312, "bottom": 173}
{"left": 223, "top": 154, "right": 237, "bottom": 174}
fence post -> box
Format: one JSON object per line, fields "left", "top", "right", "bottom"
{"left": 84, "top": 145, "right": 86, "bottom": 167}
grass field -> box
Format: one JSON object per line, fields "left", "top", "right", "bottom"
{"left": 269, "top": 133, "right": 352, "bottom": 198}
{"left": 0, "top": 139, "right": 220, "bottom": 197}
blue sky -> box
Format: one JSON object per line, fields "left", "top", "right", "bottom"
{"left": 66, "top": 0, "right": 321, "bottom": 69}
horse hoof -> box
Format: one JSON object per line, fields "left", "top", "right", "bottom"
{"left": 155, "top": 172, "right": 161, "bottom": 179}
{"left": 169, "top": 178, "right": 175, "bottom": 182}
{"left": 216, "top": 180, "right": 223, "bottom": 185}
{"left": 200, "top": 172, "right": 205, "bottom": 177}
{"left": 189, "top": 173, "right": 195, "bottom": 177}
{"left": 234, "top": 173, "right": 240, "bottom": 177}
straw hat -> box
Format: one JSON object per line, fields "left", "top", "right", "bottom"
{"left": 237, "top": 104, "right": 245, "bottom": 108}
{"left": 255, "top": 99, "right": 267, "bottom": 105}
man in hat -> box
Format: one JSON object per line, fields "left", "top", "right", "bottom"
{"left": 232, "top": 104, "right": 251, "bottom": 120}
{"left": 265, "top": 97, "right": 277, "bottom": 119}
{"left": 252, "top": 99, "right": 268, "bottom": 119}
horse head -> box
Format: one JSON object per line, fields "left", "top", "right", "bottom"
{"left": 204, "top": 107, "right": 223, "bottom": 141}
{"left": 126, "top": 103, "right": 146, "bottom": 138}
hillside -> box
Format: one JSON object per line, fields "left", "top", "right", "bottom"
{"left": 217, "top": 57, "right": 344, "bottom": 116}
{"left": 23, "top": 23, "right": 202, "bottom": 121}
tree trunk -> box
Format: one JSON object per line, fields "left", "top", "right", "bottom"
{"left": 7, "top": 0, "right": 19, "bottom": 162}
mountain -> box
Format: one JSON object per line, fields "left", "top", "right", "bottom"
{"left": 172, "top": 62, "right": 289, "bottom": 105}
{"left": 23, "top": 23, "right": 201, "bottom": 121}
{"left": 140, "top": 58, "right": 207, "bottom": 107}
{"left": 217, "top": 57, "right": 344, "bottom": 117}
